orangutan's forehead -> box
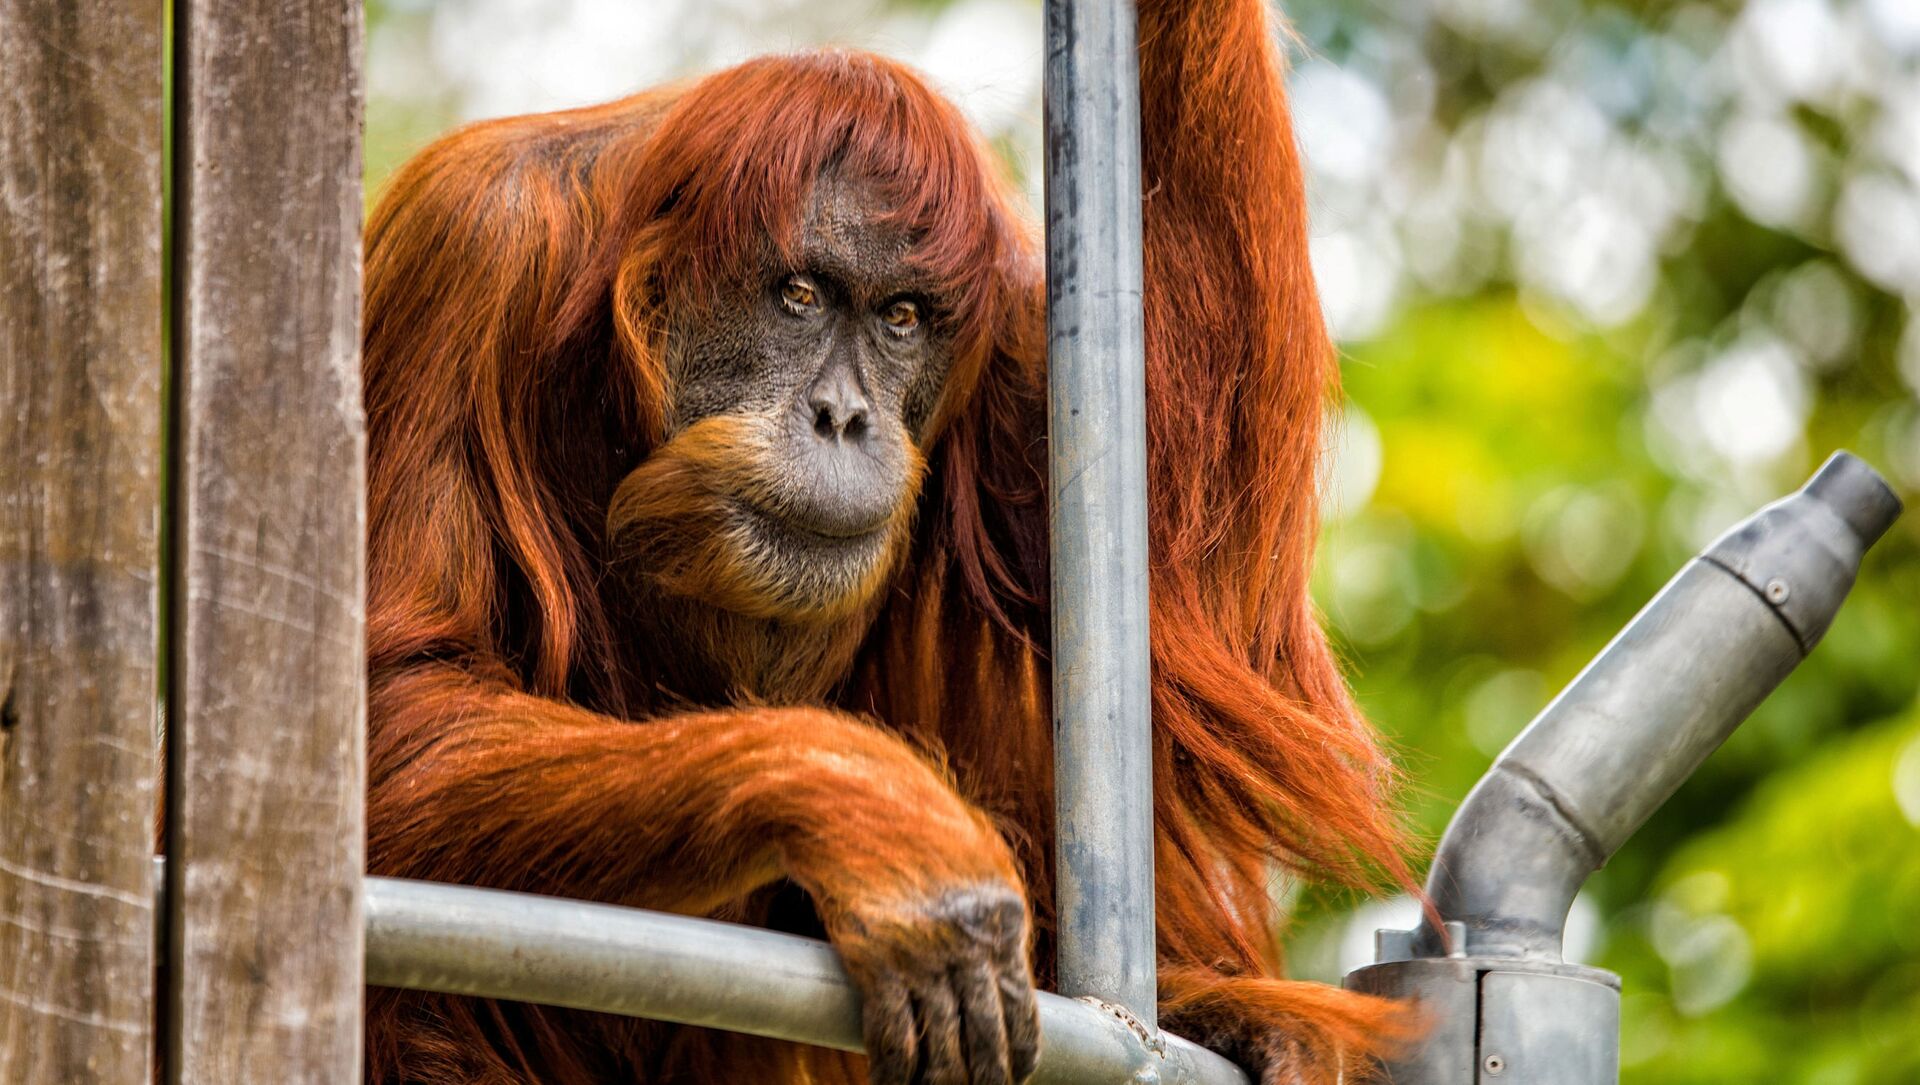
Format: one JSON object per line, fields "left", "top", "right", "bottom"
{"left": 792, "top": 170, "right": 926, "bottom": 296}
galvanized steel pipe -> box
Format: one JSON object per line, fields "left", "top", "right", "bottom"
{"left": 1350, "top": 452, "right": 1901, "bottom": 1085}
{"left": 1042, "top": 0, "right": 1159, "bottom": 1025}
{"left": 361, "top": 877, "right": 1247, "bottom": 1085}
{"left": 1414, "top": 451, "right": 1901, "bottom": 962}
{"left": 360, "top": 879, "right": 1244, "bottom": 1083}
{"left": 151, "top": 860, "right": 1247, "bottom": 1084}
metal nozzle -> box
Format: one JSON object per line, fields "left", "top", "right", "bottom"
{"left": 1803, "top": 451, "right": 1903, "bottom": 549}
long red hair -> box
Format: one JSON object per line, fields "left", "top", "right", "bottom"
{"left": 364, "top": 50, "right": 1033, "bottom": 709}
{"left": 361, "top": 4, "right": 1413, "bottom": 1080}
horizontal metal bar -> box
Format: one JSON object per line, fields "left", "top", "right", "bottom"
{"left": 151, "top": 859, "right": 1245, "bottom": 1085}
{"left": 365, "top": 876, "right": 1245, "bottom": 1085}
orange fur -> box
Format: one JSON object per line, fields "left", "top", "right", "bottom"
{"left": 362, "top": 3, "right": 1414, "bottom": 1082}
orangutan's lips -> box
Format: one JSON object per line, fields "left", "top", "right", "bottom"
{"left": 730, "top": 499, "right": 890, "bottom": 548}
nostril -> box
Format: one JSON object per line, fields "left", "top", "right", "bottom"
{"left": 803, "top": 365, "right": 872, "bottom": 442}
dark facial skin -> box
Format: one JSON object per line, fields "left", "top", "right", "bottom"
{"left": 643, "top": 174, "right": 1039, "bottom": 1085}
{"left": 665, "top": 170, "right": 955, "bottom": 549}
{"left": 606, "top": 168, "right": 957, "bottom": 686}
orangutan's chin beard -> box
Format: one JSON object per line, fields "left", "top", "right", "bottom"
{"left": 602, "top": 415, "right": 921, "bottom": 704}
{"left": 715, "top": 497, "right": 902, "bottom": 617}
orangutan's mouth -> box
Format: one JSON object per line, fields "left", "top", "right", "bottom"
{"left": 731, "top": 497, "right": 893, "bottom": 546}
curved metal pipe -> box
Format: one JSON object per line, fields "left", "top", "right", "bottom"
{"left": 1416, "top": 452, "right": 1901, "bottom": 960}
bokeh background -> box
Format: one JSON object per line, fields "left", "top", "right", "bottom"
{"left": 361, "top": 1, "right": 1920, "bottom": 1080}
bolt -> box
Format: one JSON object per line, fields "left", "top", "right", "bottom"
{"left": 1766, "top": 578, "right": 1790, "bottom": 604}
{"left": 1483, "top": 1053, "right": 1506, "bottom": 1077}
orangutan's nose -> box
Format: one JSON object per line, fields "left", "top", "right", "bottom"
{"left": 805, "top": 356, "right": 871, "bottom": 445}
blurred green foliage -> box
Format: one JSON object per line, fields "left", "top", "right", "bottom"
{"left": 1275, "top": 3, "right": 1920, "bottom": 1081}
{"left": 1301, "top": 291, "right": 1920, "bottom": 1081}
{"left": 363, "top": 0, "right": 1920, "bottom": 1078}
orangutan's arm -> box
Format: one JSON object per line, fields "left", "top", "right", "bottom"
{"left": 366, "top": 662, "right": 1042, "bottom": 1083}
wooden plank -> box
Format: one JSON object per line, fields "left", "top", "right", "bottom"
{"left": 166, "top": 0, "right": 366, "bottom": 1078}
{"left": 0, "top": 0, "right": 165, "bottom": 1080}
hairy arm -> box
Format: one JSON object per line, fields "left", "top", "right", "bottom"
{"left": 367, "top": 660, "right": 1039, "bottom": 1083}
{"left": 366, "top": 667, "right": 1016, "bottom": 915}
{"left": 1136, "top": 3, "right": 1416, "bottom": 1079}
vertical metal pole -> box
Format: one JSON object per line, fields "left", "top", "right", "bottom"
{"left": 1043, "top": 0, "right": 1156, "bottom": 1026}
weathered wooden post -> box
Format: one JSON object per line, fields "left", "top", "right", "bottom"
{"left": 166, "top": 0, "right": 367, "bottom": 1079}
{"left": 0, "top": 1, "right": 166, "bottom": 1079}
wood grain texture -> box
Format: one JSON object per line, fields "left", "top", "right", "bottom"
{"left": 0, "top": 0, "right": 164, "bottom": 1080}
{"left": 167, "top": 0, "right": 366, "bottom": 1079}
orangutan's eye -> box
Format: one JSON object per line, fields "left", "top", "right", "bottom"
{"left": 781, "top": 276, "right": 819, "bottom": 314}
{"left": 881, "top": 299, "right": 920, "bottom": 335}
